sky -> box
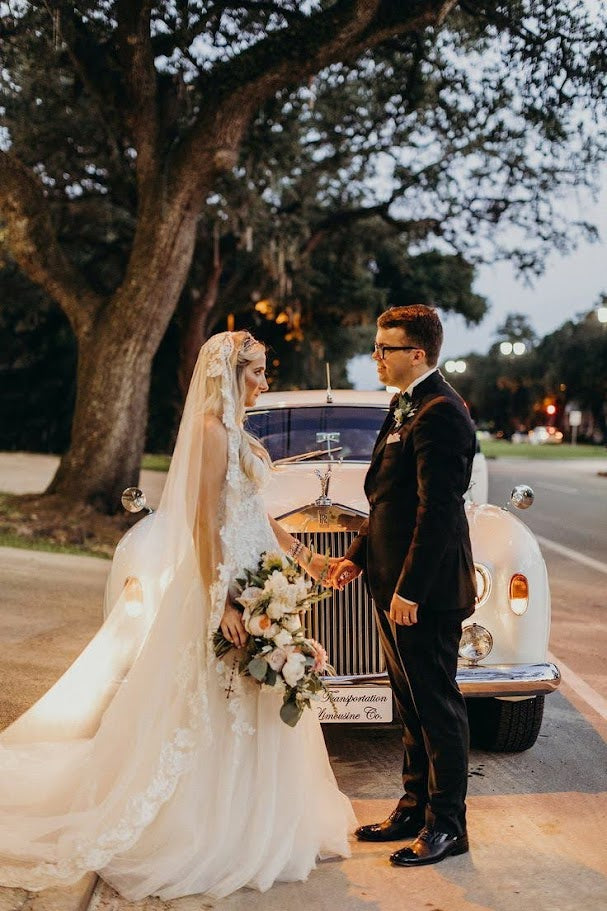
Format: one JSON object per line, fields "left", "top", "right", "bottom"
{"left": 349, "top": 174, "right": 607, "bottom": 389}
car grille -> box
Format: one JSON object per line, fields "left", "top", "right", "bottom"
{"left": 296, "top": 530, "right": 385, "bottom": 677}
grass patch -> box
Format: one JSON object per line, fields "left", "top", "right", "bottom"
{"left": 0, "top": 492, "right": 134, "bottom": 559}
{"left": 480, "top": 439, "right": 606, "bottom": 460}
{"left": 141, "top": 453, "right": 171, "bottom": 472}
{"left": 0, "top": 531, "right": 109, "bottom": 559}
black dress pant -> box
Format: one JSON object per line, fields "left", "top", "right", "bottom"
{"left": 374, "top": 605, "right": 469, "bottom": 836}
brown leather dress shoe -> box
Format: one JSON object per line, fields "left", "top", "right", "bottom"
{"left": 355, "top": 808, "right": 424, "bottom": 842}
{"left": 390, "top": 827, "right": 469, "bottom": 865}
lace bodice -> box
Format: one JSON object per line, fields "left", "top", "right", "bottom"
{"left": 232, "top": 477, "right": 278, "bottom": 581}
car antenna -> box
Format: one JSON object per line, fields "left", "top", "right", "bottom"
{"left": 325, "top": 362, "right": 333, "bottom": 403}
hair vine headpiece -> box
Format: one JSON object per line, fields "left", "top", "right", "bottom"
{"left": 241, "top": 331, "right": 257, "bottom": 351}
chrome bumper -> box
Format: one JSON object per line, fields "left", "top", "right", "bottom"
{"left": 326, "top": 662, "right": 561, "bottom": 699}
{"left": 457, "top": 661, "right": 561, "bottom": 697}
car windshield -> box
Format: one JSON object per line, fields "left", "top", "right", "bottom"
{"left": 246, "top": 405, "right": 389, "bottom": 462}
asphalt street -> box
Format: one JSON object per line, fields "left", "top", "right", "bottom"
{"left": 0, "top": 455, "right": 606, "bottom": 910}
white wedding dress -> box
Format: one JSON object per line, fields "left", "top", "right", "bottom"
{"left": 0, "top": 333, "right": 355, "bottom": 901}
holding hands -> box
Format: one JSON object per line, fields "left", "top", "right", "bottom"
{"left": 325, "top": 559, "right": 419, "bottom": 626}
{"left": 326, "top": 558, "right": 362, "bottom": 590}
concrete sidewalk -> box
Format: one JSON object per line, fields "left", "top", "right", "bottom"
{"left": 0, "top": 452, "right": 167, "bottom": 508}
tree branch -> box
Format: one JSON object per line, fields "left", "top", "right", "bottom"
{"left": 303, "top": 201, "right": 441, "bottom": 256}
{"left": 41, "top": 3, "right": 125, "bottom": 164}
{"left": 175, "top": 0, "right": 458, "bottom": 191}
{"left": 0, "top": 151, "right": 104, "bottom": 337}
{"left": 115, "top": 0, "right": 160, "bottom": 193}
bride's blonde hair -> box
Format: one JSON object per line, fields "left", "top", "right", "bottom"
{"left": 202, "top": 330, "right": 272, "bottom": 486}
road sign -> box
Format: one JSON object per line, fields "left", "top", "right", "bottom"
{"left": 569, "top": 410, "right": 582, "bottom": 427}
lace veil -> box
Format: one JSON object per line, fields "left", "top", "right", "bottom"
{"left": 0, "top": 331, "right": 263, "bottom": 889}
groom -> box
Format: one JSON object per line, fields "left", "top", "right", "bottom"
{"left": 331, "top": 305, "right": 477, "bottom": 867}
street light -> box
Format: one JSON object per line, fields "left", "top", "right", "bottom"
{"left": 444, "top": 359, "right": 467, "bottom": 374}
{"left": 500, "top": 340, "right": 526, "bottom": 356}
{"left": 597, "top": 306, "right": 607, "bottom": 325}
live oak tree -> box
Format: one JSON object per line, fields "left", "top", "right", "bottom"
{"left": 1, "top": 1, "right": 606, "bottom": 511}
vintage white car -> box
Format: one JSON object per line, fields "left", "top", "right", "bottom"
{"left": 246, "top": 389, "right": 561, "bottom": 752}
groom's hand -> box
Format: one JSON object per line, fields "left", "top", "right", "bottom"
{"left": 390, "top": 593, "right": 418, "bottom": 625}
{"left": 329, "top": 559, "right": 361, "bottom": 589}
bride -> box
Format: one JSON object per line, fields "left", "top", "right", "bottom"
{"left": 0, "top": 330, "right": 356, "bottom": 901}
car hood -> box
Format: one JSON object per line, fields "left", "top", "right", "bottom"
{"left": 265, "top": 462, "right": 369, "bottom": 517}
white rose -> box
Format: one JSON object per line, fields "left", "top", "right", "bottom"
{"left": 247, "top": 613, "right": 271, "bottom": 637}
{"left": 238, "top": 586, "right": 262, "bottom": 610}
{"left": 273, "top": 628, "right": 293, "bottom": 648}
{"left": 264, "top": 570, "right": 289, "bottom": 599}
{"left": 282, "top": 651, "right": 307, "bottom": 687}
{"left": 262, "top": 622, "right": 280, "bottom": 639}
{"left": 282, "top": 613, "right": 301, "bottom": 633}
{"left": 267, "top": 647, "right": 288, "bottom": 671}
{"left": 266, "top": 598, "right": 287, "bottom": 620}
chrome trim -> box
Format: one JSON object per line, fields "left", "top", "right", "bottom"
{"left": 324, "top": 663, "right": 561, "bottom": 698}
{"left": 456, "top": 662, "right": 561, "bottom": 697}
{"left": 473, "top": 562, "right": 492, "bottom": 608}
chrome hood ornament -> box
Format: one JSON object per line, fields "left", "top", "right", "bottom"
{"left": 314, "top": 465, "right": 332, "bottom": 506}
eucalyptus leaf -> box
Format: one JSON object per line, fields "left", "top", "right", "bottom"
{"left": 280, "top": 699, "right": 303, "bottom": 727}
{"left": 248, "top": 656, "right": 268, "bottom": 682}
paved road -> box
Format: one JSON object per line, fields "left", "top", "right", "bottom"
{"left": 486, "top": 457, "right": 607, "bottom": 564}
{"left": 1, "top": 455, "right": 606, "bottom": 910}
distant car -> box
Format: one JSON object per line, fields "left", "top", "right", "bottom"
{"left": 246, "top": 389, "right": 560, "bottom": 752}
{"left": 529, "top": 426, "right": 563, "bottom": 445}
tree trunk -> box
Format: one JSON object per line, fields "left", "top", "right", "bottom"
{"left": 46, "top": 329, "right": 155, "bottom": 513}
{"left": 177, "top": 233, "right": 223, "bottom": 399}
{"left": 47, "top": 204, "right": 200, "bottom": 513}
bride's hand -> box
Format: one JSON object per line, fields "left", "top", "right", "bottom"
{"left": 220, "top": 600, "right": 248, "bottom": 649}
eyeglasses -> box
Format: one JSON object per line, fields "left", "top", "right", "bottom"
{"left": 373, "top": 343, "right": 420, "bottom": 360}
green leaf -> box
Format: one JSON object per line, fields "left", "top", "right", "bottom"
{"left": 248, "top": 656, "right": 268, "bottom": 681}
{"left": 280, "top": 698, "right": 303, "bottom": 727}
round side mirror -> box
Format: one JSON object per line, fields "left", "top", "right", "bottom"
{"left": 121, "top": 487, "right": 148, "bottom": 513}
{"left": 510, "top": 485, "right": 534, "bottom": 510}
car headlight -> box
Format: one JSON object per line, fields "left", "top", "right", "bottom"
{"left": 474, "top": 563, "right": 491, "bottom": 608}
{"left": 459, "top": 623, "right": 493, "bottom": 664}
{"left": 509, "top": 573, "right": 529, "bottom": 615}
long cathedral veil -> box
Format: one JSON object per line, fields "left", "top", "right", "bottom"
{"left": 0, "top": 332, "right": 253, "bottom": 889}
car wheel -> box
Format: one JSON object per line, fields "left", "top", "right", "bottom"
{"left": 466, "top": 696, "right": 545, "bottom": 752}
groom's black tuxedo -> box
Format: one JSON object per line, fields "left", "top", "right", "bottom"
{"left": 346, "top": 369, "right": 477, "bottom": 836}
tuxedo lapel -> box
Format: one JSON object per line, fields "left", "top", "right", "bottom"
{"left": 368, "top": 401, "right": 397, "bottom": 474}
{"left": 366, "top": 372, "right": 449, "bottom": 485}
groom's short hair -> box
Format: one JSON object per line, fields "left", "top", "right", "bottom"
{"left": 377, "top": 305, "right": 443, "bottom": 367}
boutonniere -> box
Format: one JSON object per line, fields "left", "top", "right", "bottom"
{"left": 393, "top": 393, "right": 417, "bottom": 430}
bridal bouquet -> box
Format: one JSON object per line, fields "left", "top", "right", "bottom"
{"left": 213, "top": 551, "right": 335, "bottom": 727}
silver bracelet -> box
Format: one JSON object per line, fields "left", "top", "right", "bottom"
{"left": 288, "top": 539, "right": 305, "bottom": 561}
